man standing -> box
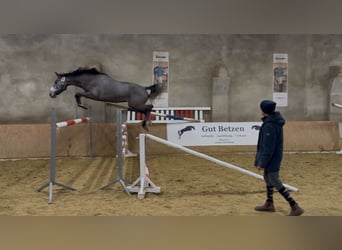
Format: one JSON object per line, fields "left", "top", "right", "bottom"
{"left": 254, "top": 100, "right": 304, "bottom": 216}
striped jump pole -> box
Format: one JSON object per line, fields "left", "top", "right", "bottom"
{"left": 150, "top": 111, "right": 201, "bottom": 122}
{"left": 36, "top": 108, "right": 91, "bottom": 204}
{"left": 56, "top": 117, "right": 90, "bottom": 128}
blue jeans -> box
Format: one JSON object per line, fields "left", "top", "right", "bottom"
{"left": 263, "top": 171, "right": 285, "bottom": 191}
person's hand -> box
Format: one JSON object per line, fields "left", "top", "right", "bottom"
{"left": 257, "top": 166, "right": 264, "bottom": 171}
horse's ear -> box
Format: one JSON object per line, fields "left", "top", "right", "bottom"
{"left": 55, "top": 72, "right": 60, "bottom": 77}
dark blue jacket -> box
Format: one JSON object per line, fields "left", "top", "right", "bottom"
{"left": 254, "top": 111, "right": 285, "bottom": 172}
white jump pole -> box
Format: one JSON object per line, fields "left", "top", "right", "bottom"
{"left": 105, "top": 102, "right": 200, "bottom": 122}
{"left": 126, "top": 134, "right": 161, "bottom": 199}
{"left": 332, "top": 103, "right": 342, "bottom": 109}
{"left": 143, "top": 133, "right": 298, "bottom": 193}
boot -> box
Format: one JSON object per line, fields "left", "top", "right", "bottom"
{"left": 255, "top": 201, "right": 276, "bottom": 212}
{"left": 289, "top": 203, "right": 304, "bottom": 216}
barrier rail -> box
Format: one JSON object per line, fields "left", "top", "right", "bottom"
{"left": 100, "top": 108, "right": 131, "bottom": 195}
{"left": 127, "top": 133, "right": 298, "bottom": 199}
{"left": 36, "top": 108, "right": 91, "bottom": 204}
{"left": 127, "top": 107, "right": 211, "bottom": 123}
{"left": 56, "top": 117, "right": 90, "bottom": 128}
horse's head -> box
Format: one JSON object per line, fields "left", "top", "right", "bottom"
{"left": 49, "top": 72, "right": 67, "bottom": 98}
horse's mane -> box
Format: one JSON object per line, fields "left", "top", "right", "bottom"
{"left": 61, "top": 67, "right": 104, "bottom": 77}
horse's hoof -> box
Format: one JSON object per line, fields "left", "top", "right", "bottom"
{"left": 142, "top": 125, "right": 149, "bottom": 132}
{"left": 79, "top": 105, "right": 88, "bottom": 110}
{"left": 142, "top": 122, "right": 149, "bottom": 132}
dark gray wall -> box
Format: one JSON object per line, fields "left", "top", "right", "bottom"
{"left": 0, "top": 34, "right": 341, "bottom": 123}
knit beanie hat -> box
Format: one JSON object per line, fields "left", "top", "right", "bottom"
{"left": 260, "top": 100, "right": 276, "bottom": 114}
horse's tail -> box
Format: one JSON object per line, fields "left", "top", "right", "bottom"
{"left": 146, "top": 83, "right": 164, "bottom": 101}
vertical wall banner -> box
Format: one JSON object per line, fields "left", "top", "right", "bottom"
{"left": 273, "top": 53, "right": 288, "bottom": 107}
{"left": 152, "top": 51, "right": 169, "bottom": 107}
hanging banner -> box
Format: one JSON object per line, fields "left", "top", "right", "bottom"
{"left": 167, "top": 122, "right": 262, "bottom": 146}
{"left": 273, "top": 53, "right": 288, "bottom": 107}
{"left": 152, "top": 51, "right": 169, "bottom": 107}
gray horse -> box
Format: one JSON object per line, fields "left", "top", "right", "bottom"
{"left": 49, "top": 67, "right": 163, "bottom": 131}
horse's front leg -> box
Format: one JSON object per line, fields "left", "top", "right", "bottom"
{"left": 75, "top": 92, "right": 90, "bottom": 109}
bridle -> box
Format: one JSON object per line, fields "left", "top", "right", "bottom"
{"left": 55, "top": 76, "right": 67, "bottom": 90}
{"left": 50, "top": 76, "right": 68, "bottom": 97}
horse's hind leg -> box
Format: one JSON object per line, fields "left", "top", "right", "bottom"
{"left": 142, "top": 105, "right": 153, "bottom": 132}
{"left": 129, "top": 104, "right": 153, "bottom": 131}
